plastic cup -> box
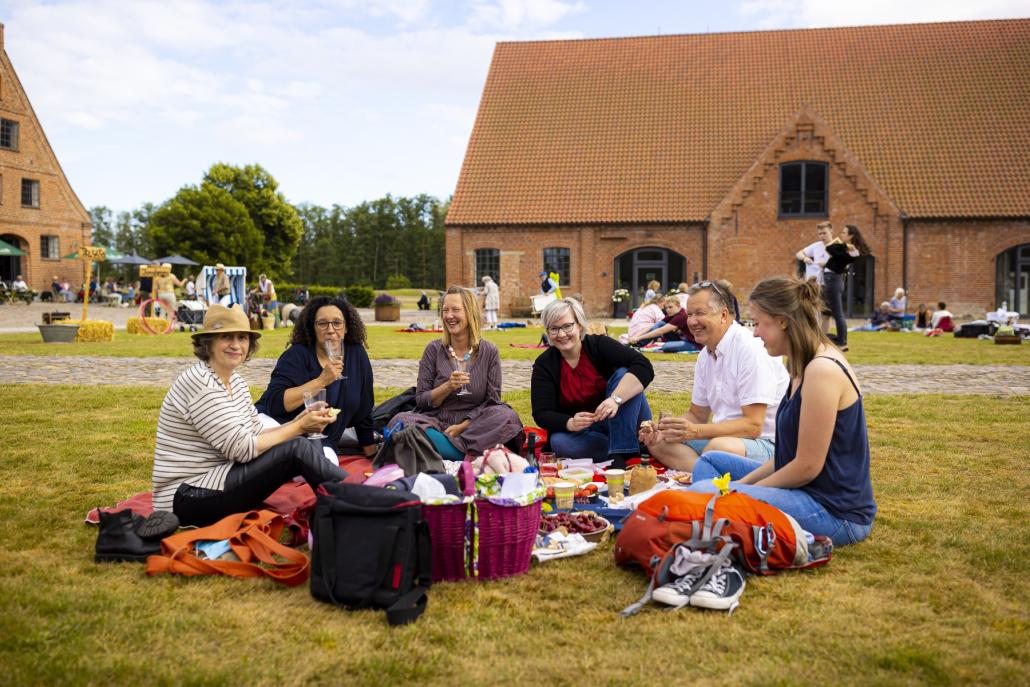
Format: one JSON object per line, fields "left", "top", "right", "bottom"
{"left": 539, "top": 451, "right": 558, "bottom": 477}
{"left": 605, "top": 469, "right": 626, "bottom": 504}
{"left": 553, "top": 481, "right": 575, "bottom": 510}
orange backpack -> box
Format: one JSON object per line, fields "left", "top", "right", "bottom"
{"left": 614, "top": 490, "right": 832, "bottom": 615}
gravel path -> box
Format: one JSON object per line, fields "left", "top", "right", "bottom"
{"left": 2, "top": 355, "right": 1027, "bottom": 396}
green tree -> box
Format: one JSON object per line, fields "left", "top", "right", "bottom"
{"left": 148, "top": 183, "right": 263, "bottom": 269}
{"left": 88, "top": 206, "right": 114, "bottom": 247}
{"left": 204, "top": 163, "right": 302, "bottom": 280}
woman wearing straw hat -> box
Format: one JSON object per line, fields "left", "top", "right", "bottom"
{"left": 151, "top": 304, "right": 347, "bottom": 527}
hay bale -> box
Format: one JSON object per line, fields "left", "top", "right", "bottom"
{"left": 65, "top": 319, "right": 114, "bottom": 342}
{"left": 127, "top": 317, "right": 170, "bottom": 335}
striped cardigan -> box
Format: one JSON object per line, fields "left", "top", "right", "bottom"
{"left": 152, "top": 361, "right": 261, "bottom": 511}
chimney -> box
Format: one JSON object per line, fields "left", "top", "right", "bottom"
{"left": 0, "top": 23, "right": 5, "bottom": 52}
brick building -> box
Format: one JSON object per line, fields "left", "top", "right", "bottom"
{"left": 0, "top": 24, "right": 92, "bottom": 293}
{"left": 446, "top": 19, "right": 1030, "bottom": 318}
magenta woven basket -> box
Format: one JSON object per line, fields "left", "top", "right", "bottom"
{"left": 476, "top": 499, "right": 542, "bottom": 580}
{"left": 424, "top": 501, "right": 470, "bottom": 582}
{"left": 424, "top": 461, "right": 543, "bottom": 582}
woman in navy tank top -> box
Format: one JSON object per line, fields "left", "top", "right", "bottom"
{"left": 691, "top": 276, "right": 875, "bottom": 546}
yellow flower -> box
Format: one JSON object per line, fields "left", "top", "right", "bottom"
{"left": 713, "top": 472, "right": 732, "bottom": 496}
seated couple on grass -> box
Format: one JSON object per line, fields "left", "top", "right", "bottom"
{"left": 644, "top": 276, "right": 876, "bottom": 547}
{"left": 152, "top": 304, "right": 347, "bottom": 528}
{"left": 387, "top": 285, "right": 524, "bottom": 460}
{"left": 625, "top": 293, "right": 701, "bottom": 353}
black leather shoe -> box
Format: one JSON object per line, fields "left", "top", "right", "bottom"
{"left": 136, "top": 510, "right": 179, "bottom": 540}
{"left": 94, "top": 509, "right": 161, "bottom": 563}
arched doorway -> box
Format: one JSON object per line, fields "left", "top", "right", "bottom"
{"left": 996, "top": 244, "right": 1030, "bottom": 316}
{"left": 0, "top": 234, "right": 26, "bottom": 285}
{"left": 614, "top": 247, "right": 686, "bottom": 309}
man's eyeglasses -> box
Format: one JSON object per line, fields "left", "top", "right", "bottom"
{"left": 315, "top": 320, "right": 346, "bottom": 330}
{"left": 546, "top": 322, "right": 577, "bottom": 337}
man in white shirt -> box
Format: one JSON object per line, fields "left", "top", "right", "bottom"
{"left": 641, "top": 280, "right": 789, "bottom": 471}
{"left": 12, "top": 275, "right": 28, "bottom": 291}
{"left": 796, "top": 222, "right": 833, "bottom": 285}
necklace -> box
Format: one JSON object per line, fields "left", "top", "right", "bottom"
{"left": 447, "top": 344, "right": 473, "bottom": 362}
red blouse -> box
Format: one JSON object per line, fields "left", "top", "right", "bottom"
{"left": 559, "top": 352, "right": 607, "bottom": 412}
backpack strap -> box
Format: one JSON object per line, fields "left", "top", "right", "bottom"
{"left": 385, "top": 520, "right": 433, "bottom": 626}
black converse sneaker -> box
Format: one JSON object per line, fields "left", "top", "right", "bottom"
{"left": 689, "top": 564, "right": 746, "bottom": 611}
{"left": 651, "top": 567, "right": 706, "bottom": 608}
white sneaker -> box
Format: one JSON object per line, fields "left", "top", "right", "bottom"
{"left": 652, "top": 568, "right": 705, "bottom": 608}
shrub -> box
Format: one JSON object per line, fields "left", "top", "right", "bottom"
{"left": 276, "top": 283, "right": 339, "bottom": 300}
{"left": 374, "top": 292, "right": 400, "bottom": 307}
{"left": 385, "top": 274, "right": 412, "bottom": 290}
{"left": 345, "top": 285, "right": 374, "bottom": 308}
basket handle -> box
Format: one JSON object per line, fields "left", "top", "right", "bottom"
{"left": 458, "top": 460, "right": 476, "bottom": 497}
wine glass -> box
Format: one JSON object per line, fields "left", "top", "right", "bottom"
{"left": 454, "top": 357, "right": 471, "bottom": 396}
{"left": 324, "top": 340, "right": 345, "bottom": 380}
{"left": 302, "top": 389, "right": 328, "bottom": 440}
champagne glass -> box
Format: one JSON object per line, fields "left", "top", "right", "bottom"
{"left": 302, "top": 389, "right": 328, "bottom": 440}
{"left": 454, "top": 357, "right": 471, "bottom": 396}
{"left": 324, "top": 340, "right": 345, "bottom": 380}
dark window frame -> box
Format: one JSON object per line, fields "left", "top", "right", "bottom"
{"left": 778, "top": 161, "right": 828, "bottom": 218}
{"left": 474, "top": 248, "right": 500, "bottom": 286}
{"left": 542, "top": 247, "right": 571, "bottom": 286}
{"left": 40, "top": 235, "right": 60, "bottom": 260}
{"left": 0, "top": 118, "right": 19, "bottom": 151}
{"left": 21, "top": 178, "right": 40, "bottom": 208}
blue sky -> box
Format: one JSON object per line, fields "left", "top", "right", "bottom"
{"left": 3, "top": 0, "right": 1028, "bottom": 213}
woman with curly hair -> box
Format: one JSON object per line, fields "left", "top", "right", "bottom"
{"left": 256, "top": 295, "right": 377, "bottom": 455}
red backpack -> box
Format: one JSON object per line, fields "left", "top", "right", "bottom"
{"left": 614, "top": 490, "right": 832, "bottom": 615}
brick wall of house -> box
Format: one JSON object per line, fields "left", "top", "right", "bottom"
{"left": 0, "top": 25, "right": 91, "bottom": 293}
{"left": 446, "top": 121, "right": 1030, "bottom": 320}
{"left": 445, "top": 224, "right": 704, "bottom": 317}
{"left": 906, "top": 219, "right": 1030, "bottom": 318}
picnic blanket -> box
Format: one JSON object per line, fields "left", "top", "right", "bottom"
{"left": 85, "top": 455, "right": 374, "bottom": 525}
{"left": 510, "top": 343, "right": 548, "bottom": 349}
{"left": 395, "top": 328, "right": 444, "bottom": 333}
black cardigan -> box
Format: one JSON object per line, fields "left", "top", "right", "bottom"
{"left": 531, "top": 334, "right": 654, "bottom": 434}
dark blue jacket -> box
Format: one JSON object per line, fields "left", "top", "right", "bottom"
{"left": 255, "top": 342, "right": 375, "bottom": 449}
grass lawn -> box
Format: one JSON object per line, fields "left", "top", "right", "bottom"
{"left": 0, "top": 385, "right": 1027, "bottom": 686}
{"left": 0, "top": 327, "right": 1027, "bottom": 365}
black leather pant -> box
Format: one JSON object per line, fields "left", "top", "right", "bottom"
{"left": 822, "top": 271, "right": 848, "bottom": 346}
{"left": 173, "top": 437, "right": 347, "bottom": 527}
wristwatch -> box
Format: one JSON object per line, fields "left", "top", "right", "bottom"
{"left": 611, "top": 395, "right": 623, "bottom": 406}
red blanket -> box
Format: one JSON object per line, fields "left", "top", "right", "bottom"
{"left": 85, "top": 455, "right": 373, "bottom": 524}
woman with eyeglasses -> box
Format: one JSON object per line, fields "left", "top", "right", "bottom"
{"left": 255, "top": 296, "right": 377, "bottom": 456}
{"left": 389, "top": 285, "right": 524, "bottom": 459}
{"left": 532, "top": 297, "right": 654, "bottom": 468}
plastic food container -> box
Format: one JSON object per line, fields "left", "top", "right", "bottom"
{"left": 558, "top": 467, "right": 594, "bottom": 486}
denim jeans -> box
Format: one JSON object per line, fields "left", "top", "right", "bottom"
{"left": 646, "top": 322, "right": 700, "bottom": 352}
{"left": 690, "top": 451, "right": 872, "bottom": 547}
{"left": 549, "top": 367, "right": 652, "bottom": 461}
{"left": 685, "top": 438, "right": 775, "bottom": 461}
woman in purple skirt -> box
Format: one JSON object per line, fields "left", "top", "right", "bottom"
{"left": 389, "top": 286, "right": 524, "bottom": 459}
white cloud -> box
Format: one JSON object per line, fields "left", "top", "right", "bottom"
{"left": 740, "top": 0, "right": 1030, "bottom": 28}
{"left": 468, "top": 0, "right": 588, "bottom": 30}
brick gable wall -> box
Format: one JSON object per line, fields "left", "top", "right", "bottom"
{"left": 0, "top": 25, "right": 91, "bottom": 293}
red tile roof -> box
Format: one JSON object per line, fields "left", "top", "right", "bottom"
{"left": 448, "top": 19, "right": 1030, "bottom": 224}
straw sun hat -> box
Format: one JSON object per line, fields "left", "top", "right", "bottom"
{"left": 192, "top": 304, "right": 260, "bottom": 340}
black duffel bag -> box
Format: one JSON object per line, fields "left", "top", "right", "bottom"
{"left": 310, "top": 481, "right": 431, "bottom": 626}
{"left": 371, "top": 386, "right": 417, "bottom": 432}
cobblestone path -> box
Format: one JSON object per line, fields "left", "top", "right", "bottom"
{"left": 1, "top": 356, "right": 1027, "bottom": 396}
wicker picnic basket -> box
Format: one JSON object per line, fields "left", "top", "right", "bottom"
{"left": 424, "top": 461, "right": 542, "bottom": 582}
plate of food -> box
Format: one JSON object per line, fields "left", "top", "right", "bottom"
{"left": 539, "top": 511, "right": 612, "bottom": 543}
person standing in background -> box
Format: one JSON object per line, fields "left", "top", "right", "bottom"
{"left": 259, "top": 273, "right": 279, "bottom": 327}
{"left": 481, "top": 275, "right": 500, "bottom": 330}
